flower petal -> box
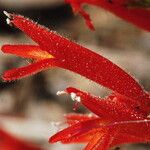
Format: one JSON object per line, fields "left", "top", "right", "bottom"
{"left": 2, "top": 58, "right": 57, "bottom": 81}
{"left": 109, "top": 119, "right": 150, "bottom": 140}
{"left": 91, "top": 127, "right": 117, "bottom": 150}
{"left": 2, "top": 45, "right": 53, "bottom": 60}
{"left": 3, "top": 12, "right": 147, "bottom": 102}
{"left": 0, "top": 128, "right": 43, "bottom": 150}
{"left": 65, "top": 87, "right": 144, "bottom": 120}
{"left": 65, "top": 0, "right": 94, "bottom": 30}
{"left": 66, "top": 0, "right": 150, "bottom": 31}
{"left": 84, "top": 132, "right": 104, "bottom": 150}
{"left": 111, "top": 133, "right": 148, "bottom": 147}
{"left": 65, "top": 113, "right": 98, "bottom": 125}
{"left": 62, "top": 129, "right": 99, "bottom": 143}
{"left": 49, "top": 118, "right": 104, "bottom": 143}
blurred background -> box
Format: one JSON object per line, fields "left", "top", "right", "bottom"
{"left": 0, "top": 0, "right": 150, "bottom": 150}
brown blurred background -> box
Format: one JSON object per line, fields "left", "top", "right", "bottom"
{"left": 0, "top": 0, "right": 150, "bottom": 150}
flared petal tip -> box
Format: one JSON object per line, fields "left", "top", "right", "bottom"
{"left": 49, "top": 136, "right": 59, "bottom": 143}
{"left": 2, "top": 69, "right": 18, "bottom": 81}
{"left": 1, "top": 45, "right": 9, "bottom": 53}
{"left": 66, "top": 87, "right": 81, "bottom": 94}
{"left": 85, "top": 20, "right": 95, "bottom": 31}
{"left": 49, "top": 137, "right": 53, "bottom": 143}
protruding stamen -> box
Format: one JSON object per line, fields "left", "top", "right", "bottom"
{"left": 3, "top": 11, "right": 11, "bottom": 18}
{"left": 3, "top": 11, "right": 12, "bottom": 26}
{"left": 70, "top": 92, "right": 81, "bottom": 102}
{"left": 56, "top": 91, "right": 67, "bottom": 96}
{"left": 70, "top": 92, "right": 76, "bottom": 100}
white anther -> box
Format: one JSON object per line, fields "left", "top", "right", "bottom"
{"left": 3, "top": 11, "right": 11, "bottom": 18}
{"left": 70, "top": 92, "right": 76, "bottom": 100}
{"left": 6, "top": 18, "right": 11, "bottom": 25}
{"left": 70, "top": 92, "right": 81, "bottom": 102}
{"left": 75, "top": 96, "right": 81, "bottom": 102}
{"left": 56, "top": 91, "right": 66, "bottom": 96}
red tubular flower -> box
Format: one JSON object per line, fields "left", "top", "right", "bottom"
{"left": 50, "top": 88, "right": 150, "bottom": 148}
{"left": 65, "top": 0, "right": 150, "bottom": 31}
{"left": 1, "top": 12, "right": 150, "bottom": 150}
{"left": 0, "top": 128, "right": 43, "bottom": 150}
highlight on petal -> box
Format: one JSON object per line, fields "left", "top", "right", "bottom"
{"left": 2, "top": 45, "right": 53, "bottom": 60}
{"left": 65, "top": 113, "right": 98, "bottom": 125}
{"left": 61, "top": 129, "right": 99, "bottom": 143}
{"left": 84, "top": 132, "right": 104, "bottom": 150}
{"left": 92, "top": 128, "right": 117, "bottom": 150}
{"left": 65, "top": 0, "right": 150, "bottom": 31}
{"left": 2, "top": 58, "right": 57, "bottom": 81}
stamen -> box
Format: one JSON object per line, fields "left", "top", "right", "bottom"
{"left": 56, "top": 91, "right": 67, "bottom": 96}
{"left": 3, "top": 11, "right": 13, "bottom": 26}
{"left": 70, "top": 92, "right": 81, "bottom": 102}
{"left": 3, "top": 11, "right": 11, "bottom": 18}
{"left": 70, "top": 92, "right": 76, "bottom": 100}
{"left": 6, "top": 18, "right": 11, "bottom": 25}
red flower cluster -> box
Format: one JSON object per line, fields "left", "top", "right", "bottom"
{"left": 1, "top": 12, "right": 150, "bottom": 150}
{"left": 65, "top": 0, "right": 150, "bottom": 31}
